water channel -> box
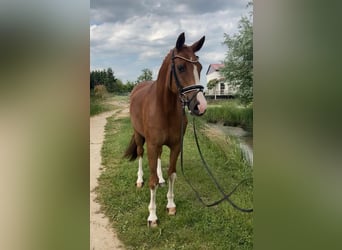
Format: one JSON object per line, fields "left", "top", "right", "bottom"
{"left": 208, "top": 123, "right": 253, "bottom": 166}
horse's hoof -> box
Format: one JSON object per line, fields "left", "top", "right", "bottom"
{"left": 147, "top": 220, "right": 158, "bottom": 228}
{"left": 159, "top": 182, "right": 166, "bottom": 187}
{"left": 167, "top": 207, "right": 176, "bottom": 216}
{"left": 136, "top": 182, "right": 144, "bottom": 188}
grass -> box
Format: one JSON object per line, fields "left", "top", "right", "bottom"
{"left": 203, "top": 100, "right": 253, "bottom": 133}
{"left": 90, "top": 91, "right": 121, "bottom": 116}
{"left": 96, "top": 110, "right": 253, "bottom": 249}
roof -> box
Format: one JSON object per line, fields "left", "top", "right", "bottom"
{"left": 206, "top": 64, "right": 224, "bottom": 75}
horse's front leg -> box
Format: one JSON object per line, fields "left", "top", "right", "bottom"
{"left": 135, "top": 132, "right": 145, "bottom": 188}
{"left": 157, "top": 149, "right": 166, "bottom": 186}
{"left": 166, "top": 145, "right": 180, "bottom": 215}
{"left": 147, "top": 144, "right": 160, "bottom": 227}
{"left": 148, "top": 185, "right": 158, "bottom": 227}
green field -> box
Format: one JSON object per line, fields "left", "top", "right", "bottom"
{"left": 96, "top": 105, "right": 253, "bottom": 249}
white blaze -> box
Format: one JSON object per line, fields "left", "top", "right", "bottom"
{"left": 193, "top": 64, "right": 200, "bottom": 84}
{"left": 197, "top": 91, "right": 207, "bottom": 114}
{"left": 193, "top": 64, "right": 207, "bottom": 114}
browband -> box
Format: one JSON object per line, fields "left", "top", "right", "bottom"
{"left": 173, "top": 55, "right": 199, "bottom": 64}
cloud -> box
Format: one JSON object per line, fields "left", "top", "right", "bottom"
{"left": 90, "top": 0, "right": 251, "bottom": 82}
{"left": 91, "top": 0, "right": 248, "bottom": 24}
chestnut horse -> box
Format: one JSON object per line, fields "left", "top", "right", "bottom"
{"left": 124, "top": 33, "right": 207, "bottom": 227}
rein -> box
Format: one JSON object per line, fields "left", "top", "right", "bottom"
{"left": 170, "top": 49, "right": 253, "bottom": 212}
{"left": 179, "top": 106, "right": 253, "bottom": 212}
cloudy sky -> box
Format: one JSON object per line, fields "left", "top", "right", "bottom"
{"left": 90, "top": 0, "right": 251, "bottom": 85}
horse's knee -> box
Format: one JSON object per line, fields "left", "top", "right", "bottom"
{"left": 137, "top": 146, "right": 144, "bottom": 156}
{"left": 149, "top": 175, "right": 159, "bottom": 189}
{"left": 157, "top": 148, "right": 162, "bottom": 157}
{"left": 168, "top": 168, "right": 176, "bottom": 177}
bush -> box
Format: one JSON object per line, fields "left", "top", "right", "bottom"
{"left": 94, "top": 84, "right": 107, "bottom": 99}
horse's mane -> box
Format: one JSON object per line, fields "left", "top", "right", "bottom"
{"left": 156, "top": 49, "right": 173, "bottom": 83}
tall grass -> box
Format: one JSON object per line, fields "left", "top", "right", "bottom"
{"left": 203, "top": 100, "right": 253, "bottom": 133}
{"left": 96, "top": 114, "right": 253, "bottom": 249}
{"left": 90, "top": 90, "right": 116, "bottom": 116}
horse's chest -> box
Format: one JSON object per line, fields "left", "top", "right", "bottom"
{"left": 146, "top": 118, "right": 185, "bottom": 145}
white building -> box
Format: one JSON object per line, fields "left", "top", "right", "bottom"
{"left": 205, "top": 64, "right": 237, "bottom": 99}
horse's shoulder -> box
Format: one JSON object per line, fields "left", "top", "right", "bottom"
{"left": 131, "top": 81, "right": 155, "bottom": 95}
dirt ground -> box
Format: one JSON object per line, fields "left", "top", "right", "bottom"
{"left": 90, "top": 99, "right": 129, "bottom": 250}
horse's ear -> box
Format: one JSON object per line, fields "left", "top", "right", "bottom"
{"left": 191, "top": 36, "right": 205, "bottom": 52}
{"left": 176, "top": 32, "right": 185, "bottom": 50}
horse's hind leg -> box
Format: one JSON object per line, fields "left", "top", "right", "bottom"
{"left": 147, "top": 144, "right": 161, "bottom": 227}
{"left": 135, "top": 132, "right": 145, "bottom": 188}
{"left": 166, "top": 145, "right": 180, "bottom": 216}
{"left": 157, "top": 149, "right": 165, "bottom": 186}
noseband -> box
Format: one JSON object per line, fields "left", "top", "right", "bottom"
{"left": 170, "top": 50, "right": 204, "bottom": 106}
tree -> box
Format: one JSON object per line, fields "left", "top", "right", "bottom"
{"left": 124, "top": 80, "right": 135, "bottom": 92}
{"left": 90, "top": 68, "right": 140, "bottom": 94}
{"left": 90, "top": 69, "right": 106, "bottom": 89}
{"left": 104, "top": 67, "right": 117, "bottom": 92}
{"left": 136, "top": 68, "right": 153, "bottom": 83}
{"left": 221, "top": 7, "right": 253, "bottom": 105}
{"left": 90, "top": 71, "right": 95, "bottom": 89}
{"left": 207, "top": 78, "right": 220, "bottom": 100}
{"left": 90, "top": 68, "right": 120, "bottom": 93}
{"left": 207, "top": 79, "right": 219, "bottom": 90}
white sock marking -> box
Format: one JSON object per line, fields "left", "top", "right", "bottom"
{"left": 136, "top": 157, "right": 143, "bottom": 185}
{"left": 157, "top": 158, "right": 165, "bottom": 184}
{"left": 166, "top": 173, "right": 177, "bottom": 209}
{"left": 148, "top": 187, "right": 158, "bottom": 222}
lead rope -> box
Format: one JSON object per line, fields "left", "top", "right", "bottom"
{"left": 179, "top": 104, "right": 253, "bottom": 212}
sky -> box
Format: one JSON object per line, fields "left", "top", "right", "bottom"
{"left": 90, "top": 0, "right": 251, "bottom": 86}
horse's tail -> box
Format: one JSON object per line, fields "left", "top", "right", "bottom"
{"left": 123, "top": 134, "right": 138, "bottom": 161}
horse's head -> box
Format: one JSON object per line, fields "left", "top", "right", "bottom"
{"left": 169, "top": 32, "right": 207, "bottom": 116}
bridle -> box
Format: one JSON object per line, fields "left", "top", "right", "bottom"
{"left": 171, "top": 50, "right": 254, "bottom": 213}
{"left": 170, "top": 49, "right": 204, "bottom": 107}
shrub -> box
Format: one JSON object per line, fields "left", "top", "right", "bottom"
{"left": 94, "top": 84, "right": 107, "bottom": 99}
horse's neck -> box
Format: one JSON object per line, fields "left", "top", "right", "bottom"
{"left": 154, "top": 54, "right": 182, "bottom": 115}
{"left": 155, "top": 78, "right": 180, "bottom": 115}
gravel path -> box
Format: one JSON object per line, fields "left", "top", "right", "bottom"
{"left": 90, "top": 100, "right": 129, "bottom": 250}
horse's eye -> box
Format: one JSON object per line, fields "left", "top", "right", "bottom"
{"left": 177, "top": 64, "right": 185, "bottom": 73}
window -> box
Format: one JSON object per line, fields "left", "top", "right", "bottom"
{"left": 220, "top": 83, "right": 225, "bottom": 95}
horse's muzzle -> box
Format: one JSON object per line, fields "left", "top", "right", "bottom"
{"left": 188, "top": 91, "right": 207, "bottom": 116}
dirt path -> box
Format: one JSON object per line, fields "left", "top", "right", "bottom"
{"left": 90, "top": 99, "right": 129, "bottom": 250}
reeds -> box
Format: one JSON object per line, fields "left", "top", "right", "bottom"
{"left": 203, "top": 101, "right": 253, "bottom": 132}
